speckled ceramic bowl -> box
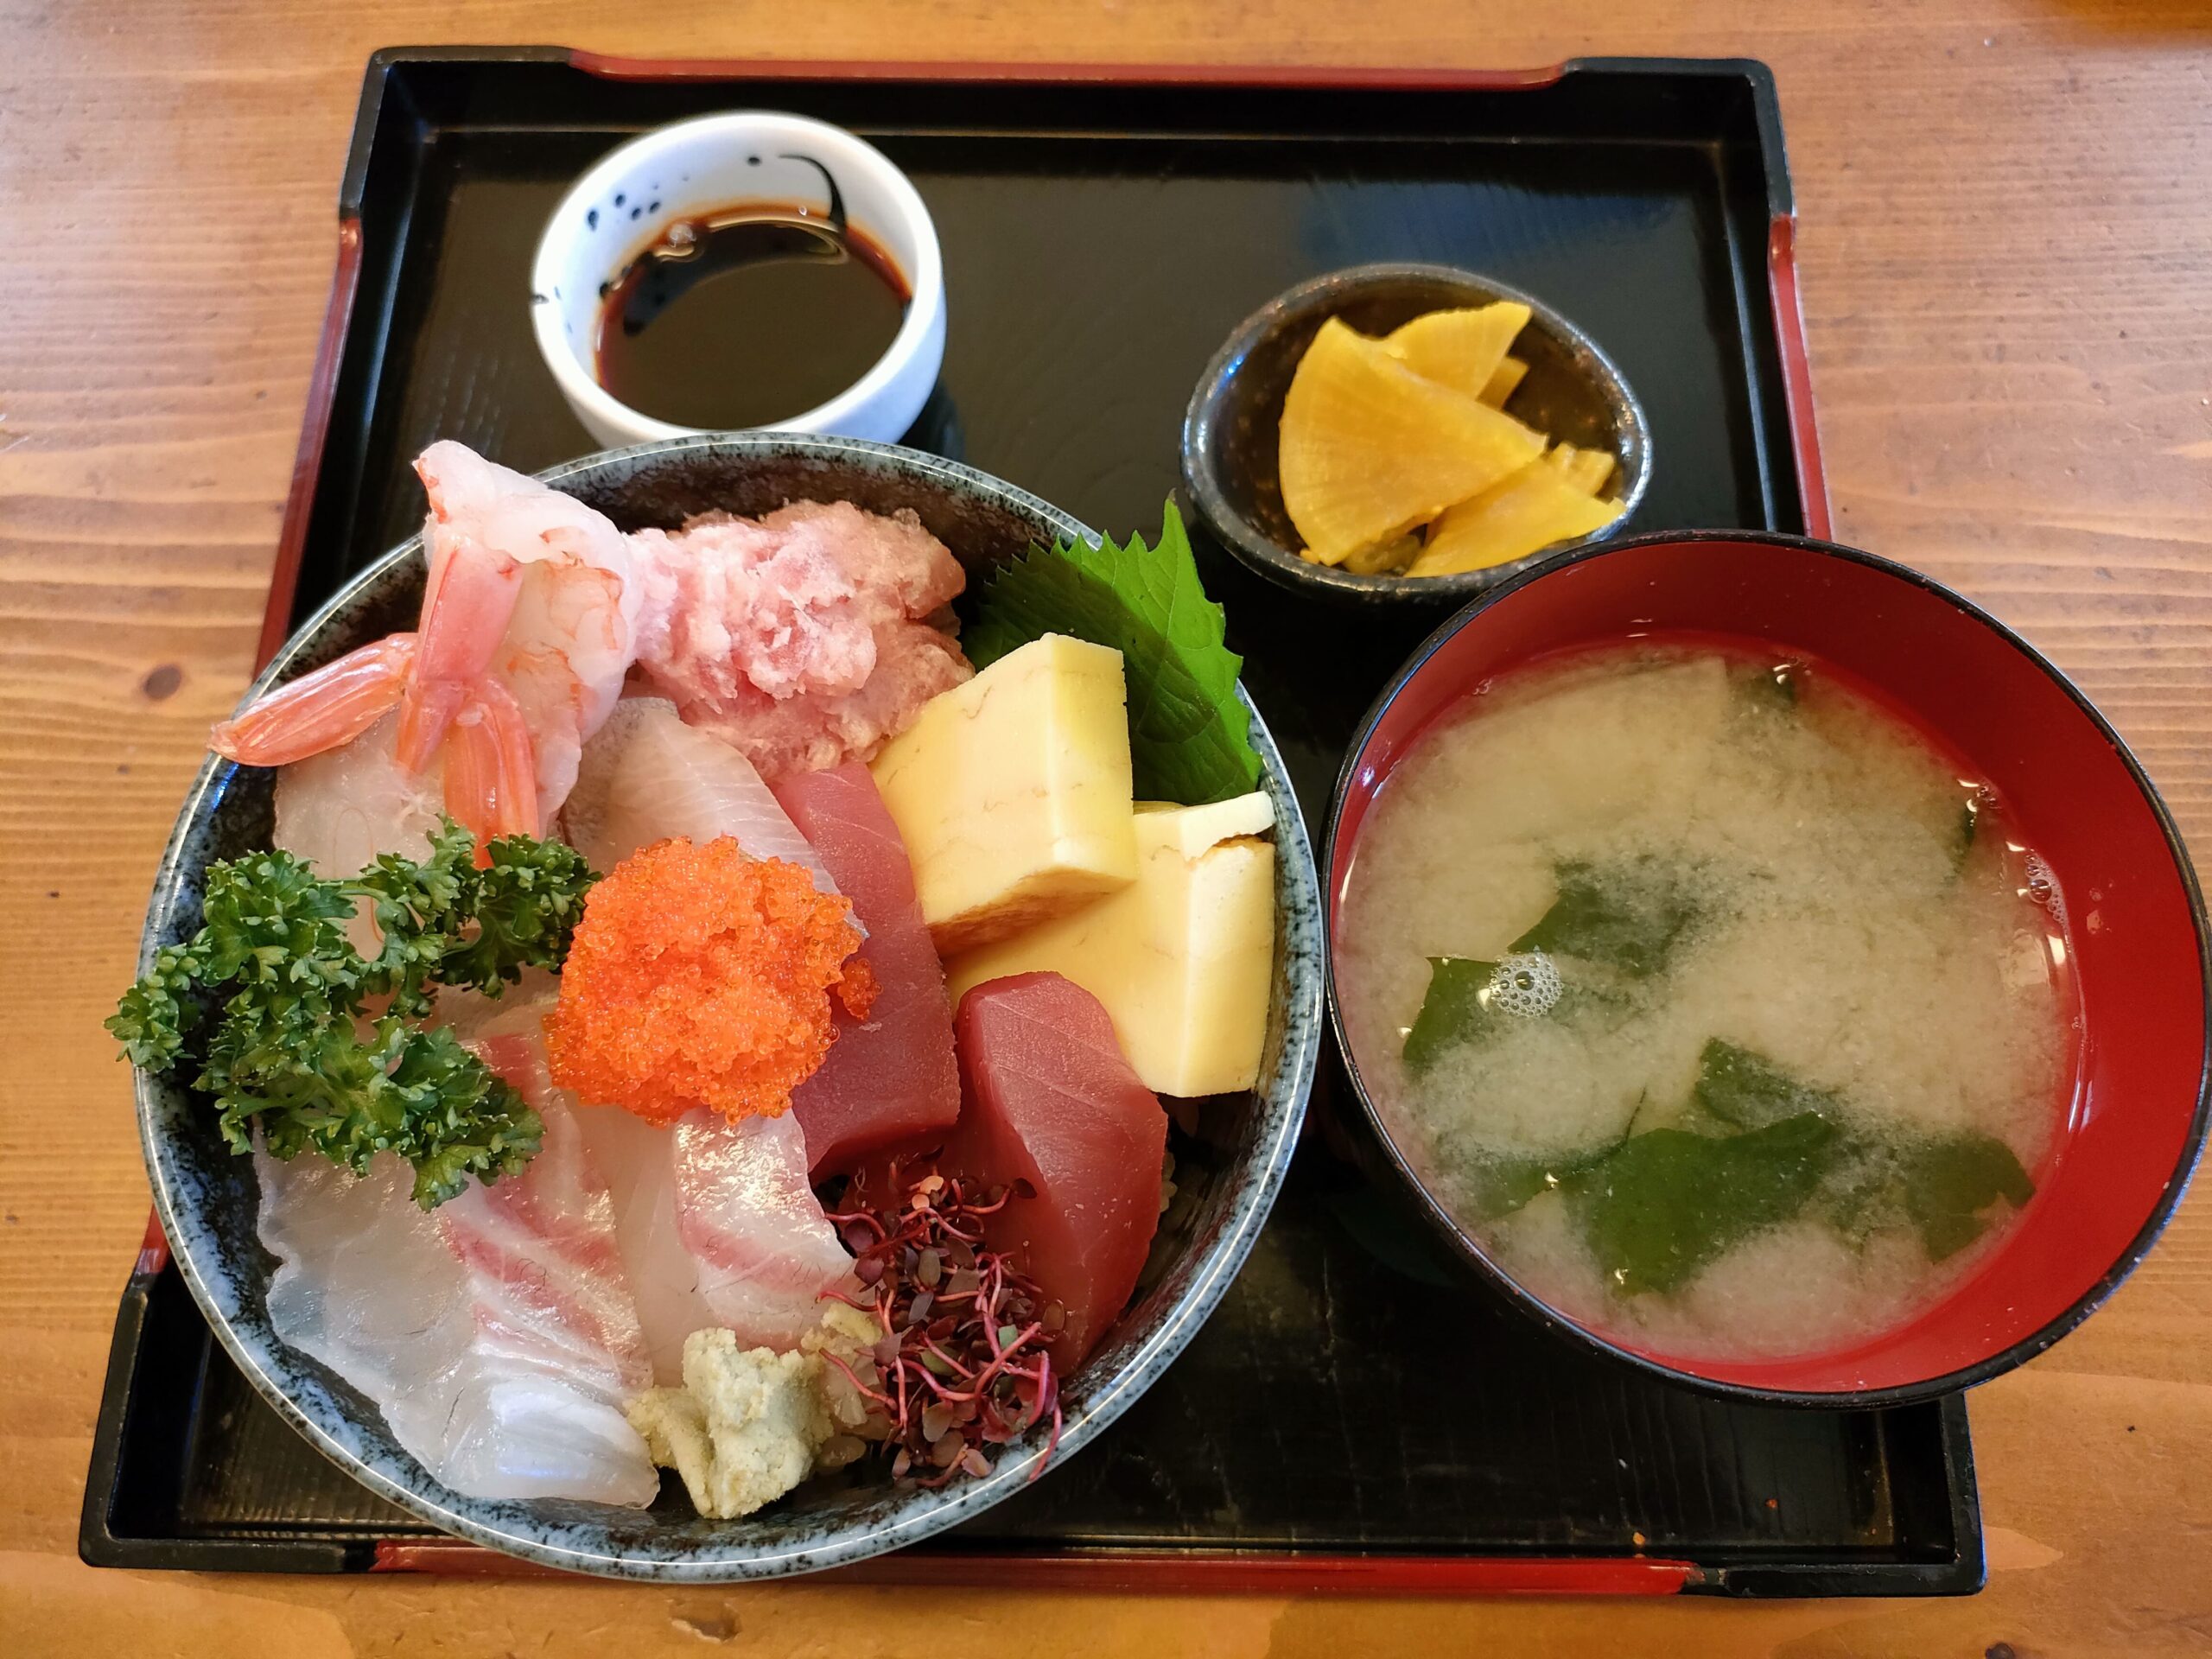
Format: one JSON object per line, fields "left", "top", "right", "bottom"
{"left": 130, "top": 432, "right": 1324, "bottom": 1581}
{"left": 1180, "top": 264, "right": 1650, "bottom": 607}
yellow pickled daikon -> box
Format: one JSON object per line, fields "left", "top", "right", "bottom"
{"left": 1279, "top": 318, "right": 1544, "bottom": 565}
{"left": 1383, "top": 303, "right": 1530, "bottom": 402}
{"left": 1406, "top": 455, "right": 1625, "bottom": 578}
{"left": 1340, "top": 532, "right": 1423, "bottom": 576}
{"left": 1480, "top": 355, "right": 1529, "bottom": 407}
{"left": 1543, "top": 442, "right": 1616, "bottom": 496}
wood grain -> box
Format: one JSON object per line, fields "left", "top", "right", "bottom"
{"left": 2, "top": 0, "right": 2209, "bottom": 1651}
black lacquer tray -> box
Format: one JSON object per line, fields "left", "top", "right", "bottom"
{"left": 83, "top": 48, "right": 1985, "bottom": 1597}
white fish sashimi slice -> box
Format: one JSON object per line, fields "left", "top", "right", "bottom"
{"left": 578, "top": 1105, "right": 857, "bottom": 1382}
{"left": 574, "top": 1104, "right": 721, "bottom": 1384}
{"left": 256, "top": 1096, "right": 659, "bottom": 1508}
{"left": 676, "top": 1109, "right": 860, "bottom": 1351}
{"left": 437, "top": 1116, "right": 652, "bottom": 1405}
{"left": 434, "top": 982, "right": 657, "bottom": 1401}
{"left": 272, "top": 709, "right": 447, "bottom": 876}
{"left": 451, "top": 984, "right": 856, "bottom": 1382}
{"left": 272, "top": 709, "right": 447, "bottom": 955}
{"left": 563, "top": 697, "right": 845, "bottom": 906}
{"left": 435, "top": 972, "right": 562, "bottom": 1073}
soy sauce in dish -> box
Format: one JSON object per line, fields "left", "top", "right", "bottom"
{"left": 594, "top": 201, "right": 910, "bottom": 429}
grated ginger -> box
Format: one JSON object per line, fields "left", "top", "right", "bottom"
{"left": 626, "top": 1306, "right": 877, "bottom": 1520}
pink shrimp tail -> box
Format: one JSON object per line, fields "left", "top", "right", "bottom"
{"left": 208, "top": 634, "right": 418, "bottom": 766}
{"left": 397, "top": 467, "right": 528, "bottom": 771}
{"left": 397, "top": 683, "right": 468, "bottom": 775}
{"left": 442, "top": 677, "right": 541, "bottom": 860}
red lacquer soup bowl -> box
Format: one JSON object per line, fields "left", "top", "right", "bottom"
{"left": 1325, "top": 531, "right": 2210, "bottom": 1404}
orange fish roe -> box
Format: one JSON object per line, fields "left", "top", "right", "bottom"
{"left": 546, "top": 836, "right": 873, "bottom": 1125}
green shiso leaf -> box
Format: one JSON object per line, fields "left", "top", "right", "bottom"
{"left": 965, "top": 499, "right": 1262, "bottom": 806}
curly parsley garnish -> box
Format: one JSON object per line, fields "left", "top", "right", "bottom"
{"left": 110, "top": 820, "right": 596, "bottom": 1208}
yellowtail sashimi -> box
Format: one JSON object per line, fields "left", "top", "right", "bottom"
{"left": 563, "top": 697, "right": 843, "bottom": 904}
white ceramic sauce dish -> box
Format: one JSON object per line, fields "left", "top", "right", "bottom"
{"left": 531, "top": 112, "right": 947, "bottom": 448}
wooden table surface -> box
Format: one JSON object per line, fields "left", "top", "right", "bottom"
{"left": 4, "top": 0, "right": 2209, "bottom": 1651}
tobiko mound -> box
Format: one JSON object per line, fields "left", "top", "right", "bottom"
{"left": 116, "top": 442, "right": 1284, "bottom": 1523}
{"left": 547, "top": 836, "right": 874, "bottom": 1124}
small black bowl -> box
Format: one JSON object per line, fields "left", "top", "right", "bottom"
{"left": 1180, "top": 264, "right": 1650, "bottom": 607}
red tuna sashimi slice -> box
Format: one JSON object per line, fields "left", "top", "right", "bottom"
{"left": 943, "top": 973, "right": 1167, "bottom": 1369}
{"left": 774, "top": 761, "right": 961, "bottom": 1176}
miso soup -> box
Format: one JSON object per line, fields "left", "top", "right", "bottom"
{"left": 1335, "top": 642, "right": 2077, "bottom": 1359}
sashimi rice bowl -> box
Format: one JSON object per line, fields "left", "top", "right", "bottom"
{"left": 117, "top": 434, "right": 1322, "bottom": 1579}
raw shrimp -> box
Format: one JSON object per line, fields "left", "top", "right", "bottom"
{"left": 410, "top": 442, "right": 643, "bottom": 823}
{"left": 441, "top": 676, "right": 540, "bottom": 843}
{"left": 213, "top": 442, "right": 643, "bottom": 858}
{"left": 209, "top": 634, "right": 418, "bottom": 767}
{"left": 217, "top": 442, "right": 976, "bottom": 868}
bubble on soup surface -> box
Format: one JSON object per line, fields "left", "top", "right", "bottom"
{"left": 1488, "top": 952, "right": 1563, "bottom": 1019}
{"left": 2022, "top": 852, "right": 2066, "bottom": 926}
